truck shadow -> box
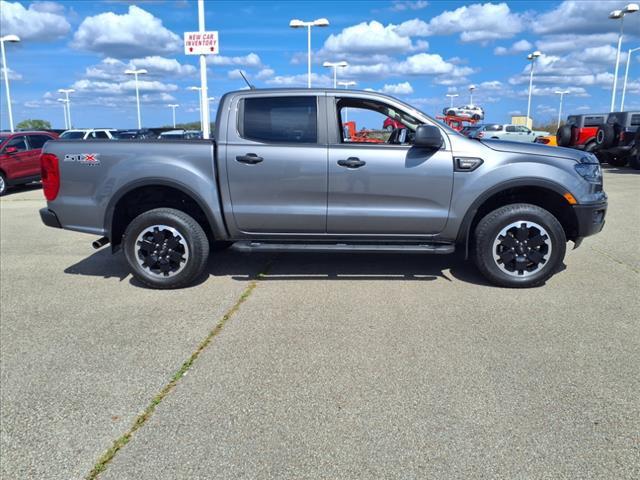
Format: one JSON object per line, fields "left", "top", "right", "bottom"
{"left": 63, "top": 249, "right": 493, "bottom": 288}
{"left": 601, "top": 165, "right": 640, "bottom": 175}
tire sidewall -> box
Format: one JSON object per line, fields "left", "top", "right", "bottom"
{"left": 123, "top": 208, "right": 209, "bottom": 289}
{"left": 474, "top": 204, "right": 566, "bottom": 287}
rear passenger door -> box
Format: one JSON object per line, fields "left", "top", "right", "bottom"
{"left": 25, "top": 134, "right": 52, "bottom": 176}
{"left": 224, "top": 94, "right": 328, "bottom": 234}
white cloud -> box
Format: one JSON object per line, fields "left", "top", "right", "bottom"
{"left": 392, "top": 18, "right": 430, "bottom": 37}
{"left": 84, "top": 57, "right": 196, "bottom": 82}
{"left": 0, "top": 0, "right": 70, "bottom": 41}
{"left": 208, "top": 53, "right": 263, "bottom": 68}
{"left": 321, "top": 21, "right": 414, "bottom": 56}
{"left": 532, "top": 0, "right": 629, "bottom": 35}
{"left": 71, "top": 78, "right": 178, "bottom": 96}
{"left": 256, "top": 68, "right": 275, "bottom": 80}
{"left": 379, "top": 82, "right": 415, "bottom": 95}
{"left": 494, "top": 39, "right": 533, "bottom": 56}
{"left": 419, "top": 2, "right": 525, "bottom": 42}
{"left": 266, "top": 73, "right": 332, "bottom": 88}
{"left": 391, "top": 1, "right": 428, "bottom": 11}
{"left": 534, "top": 33, "right": 620, "bottom": 54}
{"left": 1, "top": 66, "right": 22, "bottom": 81}
{"left": 72, "top": 5, "right": 181, "bottom": 57}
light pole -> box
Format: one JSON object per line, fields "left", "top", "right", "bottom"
{"left": 124, "top": 68, "right": 147, "bottom": 129}
{"left": 57, "top": 98, "right": 68, "bottom": 129}
{"left": 196, "top": 0, "right": 211, "bottom": 139}
{"left": 58, "top": 88, "right": 75, "bottom": 129}
{"left": 621, "top": 46, "right": 640, "bottom": 110}
{"left": 1, "top": 34, "right": 20, "bottom": 133}
{"left": 609, "top": 4, "right": 639, "bottom": 112}
{"left": 555, "top": 90, "right": 570, "bottom": 129}
{"left": 188, "top": 86, "right": 202, "bottom": 129}
{"left": 167, "top": 104, "right": 179, "bottom": 128}
{"left": 468, "top": 85, "right": 477, "bottom": 105}
{"left": 446, "top": 93, "right": 459, "bottom": 109}
{"left": 289, "top": 18, "right": 330, "bottom": 88}
{"left": 323, "top": 61, "right": 348, "bottom": 88}
{"left": 526, "top": 50, "right": 542, "bottom": 122}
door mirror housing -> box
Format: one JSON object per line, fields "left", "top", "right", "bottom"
{"left": 5, "top": 146, "right": 18, "bottom": 154}
{"left": 414, "top": 125, "right": 443, "bottom": 149}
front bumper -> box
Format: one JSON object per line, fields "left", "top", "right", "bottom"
{"left": 572, "top": 201, "right": 607, "bottom": 239}
{"left": 40, "top": 208, "right": 62, "bottom": 228}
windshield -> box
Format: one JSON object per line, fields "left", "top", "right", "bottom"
{"left": 60, "top": 131, "right": 85, "bottom": 139}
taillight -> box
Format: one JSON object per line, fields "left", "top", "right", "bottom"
{"left": 41, "top": 153, "right": 60, "bottom": 201}
{"left": 477, "top": 132, "right": 484, "bottom": 138}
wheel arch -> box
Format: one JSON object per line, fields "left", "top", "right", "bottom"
{"left": 456, "top": 179, "right": 579, "bottom": 258}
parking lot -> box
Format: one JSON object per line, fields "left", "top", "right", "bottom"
{"left": 0, "top": 167, "right": 638, "bottom": 479}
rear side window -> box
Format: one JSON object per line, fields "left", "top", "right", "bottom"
{"left": 484, "top": 124, "right": 502, "bottom": 131}
{"left": 241, "top": 96, "right": 317, "bottom": 144}
{"left": 506, "top": 125, "right": 517, "bottom": 132}
{"left": 4, "top": 136, "right": 27, "bottom": 152}
{"left": 91, "top": 131, "right": 109, "bottom": 139}
{"left": 27, "top": 135, "right": 52, "bottom": 149}
{"left": 60, "top": 131, "right": 86, "bottom": 139}
{"left": 631, "top": 114, "right": 640, "bottom": 126}
{"left": 584, "top": 116, "right": 605, "bottom": 127}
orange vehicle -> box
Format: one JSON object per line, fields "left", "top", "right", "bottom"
{"left": 436, "top": 114, "right": 480, "bottom": 132}
{"left": 342, "top": 121, "right": 384, "bottom": 143}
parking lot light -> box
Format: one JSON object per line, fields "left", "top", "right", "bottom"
{"left": 446, "top": 93, "right": 459, "bottom": 108}
{"left": 526, "top": 51, "right": 542, "bottom": 122}
{"left": 621, "top": 46, "right": 640, "bottom": 110}
{"left": 609, "top": 4, "right": 638, "bottom": 112}
{"left": 57, "top": 88, "right": 75, "bottom": 129}
{"left": 554, "top": 90, "right": 570, "bottom": 129}
{"left": 323, "top": 61, "right": 348, "bottom": 88}
{"left": 57, "top": 98, "right": 68, "bottom": 129}
{"left": 1, "top": 34, "right": 20, "bottom": 133}
{"left": 188, "top": 86, "right": 203, "bottom": 129}
{"left": 289, "top": 18, "right": 330, "bottom": 88}
{"left": 167, "top": 104, "right": 179, "bottom": 128}
{"left": 468, "top": 85, "right": 476, "bottom": 105}
{"left": 125, "top": 68, "right": 147, "bottom": 129}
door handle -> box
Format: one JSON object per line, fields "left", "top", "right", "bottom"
{"left": 337, "top": 157, "right": 366, "bottom": 168}
{"left": 236, "top": 153, "right": 263, "bottom": 164}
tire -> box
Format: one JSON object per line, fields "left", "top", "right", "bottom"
{"left": 556, "top": 125, "right": 572, "bottom": 147}
{"left": 123, "top": 208, "right": 209, "bottom": 289}
{"left": 583, "top": 141, "right": 597, "bottom": 153}
{"left": 447, "top": 109, "right": 456, "bottom": 116}
{"left": 607, "top": 155, "right": 628, "bottom": 167}
{"left": 629, "top": 150, "right": 640, "bottom": 170}
{"left": 0, "top": 172, "right": 6, "bottom": 196}
{"left": 473, "top": 203, "right": 566, "bottom": 288}
{"left": 596, "top": 124, "right": 616, "bottom": 148}
{"left": 472, "top": 114, "right": 481, "bottom": 121}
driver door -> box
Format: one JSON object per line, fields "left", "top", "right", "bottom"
{"left": 326, "top": 95, "right": 453, "bottom": 235}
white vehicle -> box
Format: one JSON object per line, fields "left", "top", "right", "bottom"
{"left": 59, "top": 129, "right": 118, "bottom": 140}
{"left": 443, "top": 105, "right": 485, "bottom": 121}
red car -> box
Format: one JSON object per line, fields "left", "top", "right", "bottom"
{"left": 0, "top": 131, "right": 58, "bottom": 195}
{"left": 556, "top": 114, "right": 606, "bottom": 152}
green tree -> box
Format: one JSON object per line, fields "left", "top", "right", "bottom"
{"left": 16, "top": 119, "right": 52, "bottom": 130}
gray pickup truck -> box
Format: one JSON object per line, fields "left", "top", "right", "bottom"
{"left": 39, "top": 88, "right": 607, "bottom": 289}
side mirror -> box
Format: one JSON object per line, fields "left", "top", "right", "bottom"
{"left": 414, "top": 125, "right": 443, "bottom": 149}
{"left": 5, "top": 146, "right": 18, "bottom": 154}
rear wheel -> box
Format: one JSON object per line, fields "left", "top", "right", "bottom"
{"left": 0, "top": 173, "right": 6, "bottom": 196}
{"left": 123, "top": 208, "right": 209, "bottom": 289}
{"left": 596, "top": 124, "right": 617, "bottom": 148}
{"left": 473, "top": 203, "right": 566, "bottom": 288}
{"left": 556, "top": 125, "right": 572, "bottom": 147}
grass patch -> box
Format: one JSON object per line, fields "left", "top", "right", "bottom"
{"left": 86, "top": 269, "right": 268, "bottom": 479}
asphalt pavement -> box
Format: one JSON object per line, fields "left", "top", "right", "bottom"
{"left": 1, "top": 167, "right": 638, "bottom": 479}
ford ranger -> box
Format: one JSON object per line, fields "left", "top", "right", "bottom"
{"left": 39, "top": 89, "right": 607, "bottom": 289}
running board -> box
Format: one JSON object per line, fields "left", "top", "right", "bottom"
{"left": 231, "top": 241, "right": 455, "bottom": 254}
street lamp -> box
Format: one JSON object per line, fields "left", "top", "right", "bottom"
{"left": 188, "top": 86, "right": 203, "bottom": 129}
{"left": 526, "top": 50, "right": 542, "bottom": 122}
{"left": 57, "top": 99, "right": 68, "bottom": 129}
{"left": 289, "top": 18, "right": 330, "bottom": 88}
{"left": 609, "top": 4, "right": 639, "bottom": 112}
{"left": 167, "top": 104, "right": 179, "bottom": 128}
{"left": 58, "top": 88, "right": 75, "bottom": 129}
{"left": 445, "top": 93, "right": 459, "bottom": 108}
{"left": 621, "top": 46, "right": 640, "bottom": 110}
{"left": 468, "top": 85, "right": 476, "bottom": 105}
{"left": 337, "top": 80, "right": 356, "bottom": 89}
{"left": 1, "top": 34, "right": 20, "bottom": 133}
{"left": 323, "top": 61, "right": 348, "bottom": 88}
{"left": 555, "top": 90, "right": 570, "bottom": 129}
{"left": 124, "top": 68, "right": 147, "bottom": 129}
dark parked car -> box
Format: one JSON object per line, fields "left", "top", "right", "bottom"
{"left": 0, "top": 131, "right": 58, "bottom": 195}
{"left": 594, "top": 111, "right": 640, "bottom": 169}
{"left": 116, "top": 129, "right": 157, "bottom": 140}
{"left": 556, "top": 114, "right": 607, "bottom": 152}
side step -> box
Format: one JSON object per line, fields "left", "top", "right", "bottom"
{"left": 231, "top": 241, "right": 455, "bottom": 255}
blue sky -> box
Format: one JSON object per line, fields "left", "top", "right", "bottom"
{"left": 1, "top": 0, "right": 639, "bottom": 129}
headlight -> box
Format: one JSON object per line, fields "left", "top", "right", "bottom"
{"left": 574, "top": 163, "right": 602, "bottom": 183}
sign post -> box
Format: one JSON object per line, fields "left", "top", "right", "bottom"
{"left": 183, "top": 0, "right": 219, "bottom": 140}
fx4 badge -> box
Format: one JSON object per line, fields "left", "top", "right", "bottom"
{"left": 64, "top": 153, "right": 101, "bottom": 165}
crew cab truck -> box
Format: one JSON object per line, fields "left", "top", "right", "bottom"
{"left": 39, "top": 89, "right": 607, "bottom": 289}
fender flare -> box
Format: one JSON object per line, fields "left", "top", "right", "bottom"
{"left": 104, "top": 177, "right": 228, "bottom": 242}
{"left": 456, "top": 178, "right": 573, "bottom": 258}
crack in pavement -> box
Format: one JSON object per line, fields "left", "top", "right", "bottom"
{"left": 590, "top": 245, "right": 639, "bottom": 275}
{"left": 86, "top": 261, "right": 273, "bottom": 480}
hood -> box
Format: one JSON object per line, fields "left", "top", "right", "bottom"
{"left": 480, "top": 139, "right": 582, "bottom": 161}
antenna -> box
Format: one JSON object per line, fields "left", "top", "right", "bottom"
{"left": 239, "top": 70, "right": 255, "bottom": 90}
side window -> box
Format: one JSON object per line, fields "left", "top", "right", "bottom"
{"left": 336, "top": 97, "right": 421, "bottom": 145}
{"left": 241, "top": 96, "right": 317, "bottom": 143}
{"left": 4, "top": 136, "right": 27, "bottom": 152}
{"left": 27, "top": 135, "right": 51, "bottom": 149}
{"left": 584, "top": 116, "right": 604, "bottom": 127}
{"left": 630, "top": 114, "right": 640, "bottom": 127}
{"left": 517, "top": 126, "right": 531, "bottom": 133}
{"left": 505, "top": 125, "right": 517, "bottom": 132}
{"left": 92, "top": 131, "right": 109, "bottom": 139}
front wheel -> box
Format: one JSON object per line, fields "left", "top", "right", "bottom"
{"left": 0, "top": 172, "right": 6, "bottom": 196}
{"left": 123, "top": 208, "right": 210, "bottom": 289}
{"left": 473, "top": 204, "right": 566, "bottom": 288}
